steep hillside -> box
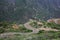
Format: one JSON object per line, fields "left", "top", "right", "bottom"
{"left": 0, "top": 0, "right": 60, "bottom": 23}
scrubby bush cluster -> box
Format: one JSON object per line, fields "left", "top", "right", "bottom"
{"left": 29, "top": 20, "right": 60, "bottom": 30}
{"left": 45, "top": 22, "right": 60, "bottom": 30}
{"left": 0, "top": 21, "right": 10, "bottom": 33}
{"left": 0, "top": 22, "right": 32, "bottom": 33}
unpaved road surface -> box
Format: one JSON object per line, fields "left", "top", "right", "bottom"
{"left": 24, "top": 22, "right": 59, "bottom": 32}
{"left": 0, "top": 22, "right": 59, "bottom": 38}
{"left": 24, "top": 22, "right": 39, "bottom": 33}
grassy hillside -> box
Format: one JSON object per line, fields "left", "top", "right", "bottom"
{"left": 0, "top": 20, "right": 60, "bottom": 40}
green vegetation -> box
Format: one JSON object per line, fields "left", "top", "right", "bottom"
{"left": 0, "top": 20, "right": 60, "bottom": 40}
{"left": 29, "top": 20, "right": 60, "bottom": 30}
{"left": 0, "top": 31, "right": 60, "bottom": 40}
{"left": 29, "top": 20, "right": 38, "bottom": 28}
{"left": 0, "top": 21, "right": 10, "bottom": 33}
{"left": 29, "top": 20, "right": 43, "bottom": 28}
{"left": 7, "top": 24, "right": 32, "bottom": 33}
{"left": 0, "top": 22, "right": 32, "bottom": 33}
{"left": 46, "top": 22, "right": 60, "bottom": 30}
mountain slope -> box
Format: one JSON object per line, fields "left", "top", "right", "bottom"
{"left": 0, "top": 0, "right": 60, "bottom": 23}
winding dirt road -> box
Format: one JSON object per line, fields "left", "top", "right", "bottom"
{"left": 0, "top": 32, "right": 34, "bottom": 38}
{"left": 24, "top": 22, "right": 59, "bottom": 32}
{"left": 0, "top": 22, "right": 59, "bottom": 38}
{"left": 24, "top": 22, "right": 39, "bottom": 33}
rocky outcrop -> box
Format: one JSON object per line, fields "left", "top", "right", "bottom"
{"left": 47, "top": 18, "right": 60, "bottom": 24}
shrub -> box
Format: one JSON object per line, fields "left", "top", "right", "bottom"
{"left": 0, "top": 28, "right": 5, "bottom": 33}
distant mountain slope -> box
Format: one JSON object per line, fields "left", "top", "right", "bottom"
{"left": 0, "top": 0, "right": 60, "bottom": 23}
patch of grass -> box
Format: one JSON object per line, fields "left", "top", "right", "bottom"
{"left": 0, "top": 22, "right": 32, "bottom": 33}
{"left": 46, "top": 22, "right": 60, "bottom": 30}
{"left": 0, "top": 21, "right": 11, "bottom": 33}
{"left": 6, "top": 24, "right": 32, "bottom": 33}
{"left": 0, "top": 31, "right": 60, "bottom": 40}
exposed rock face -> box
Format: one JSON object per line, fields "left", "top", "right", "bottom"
{"left": 47, "top": 19, "right": 55, "bottom": 23}
{"left": 54, "top": 19, "right": 60, "bottom": 24}
{"left": 47, "top": 18, "right": 60, "bottom": 24}
{"left": 12, "top": 24, "right": 19, "bottom": 30}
